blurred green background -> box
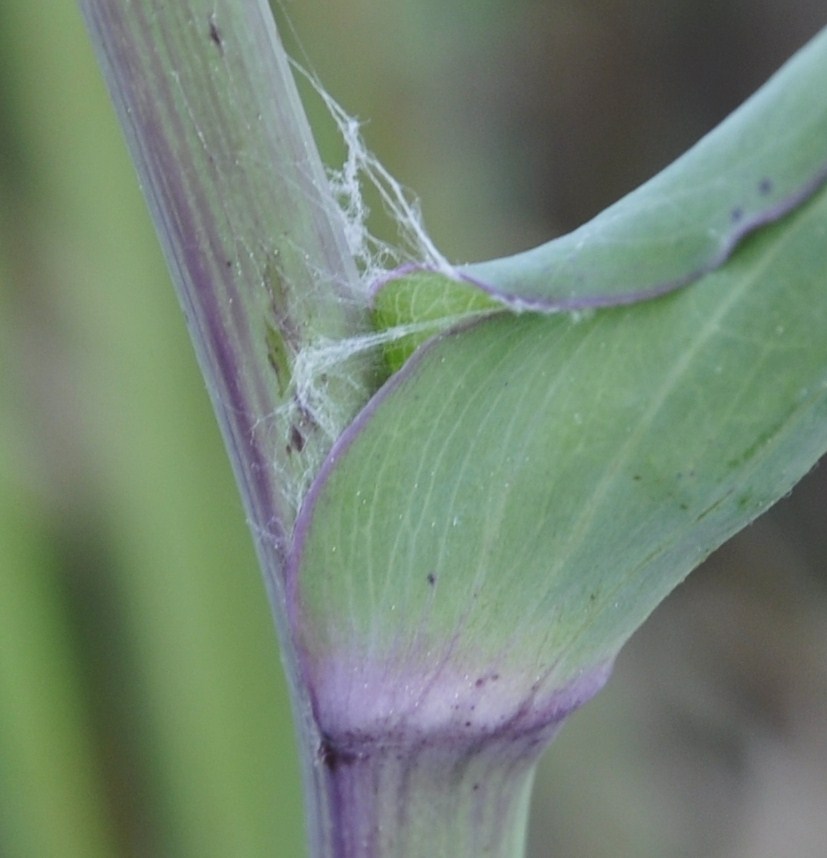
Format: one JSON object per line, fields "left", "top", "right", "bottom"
{"left": 2, "top": 2, "right": 826, "bottom": 856}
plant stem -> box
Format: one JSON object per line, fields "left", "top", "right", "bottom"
{"left": 79, "top": 0, "right": 373, "bottom": 852}
{"left": 307, "top": 729, "right": 560, "bottom": 858}
{"left": 79, "top": 0, "right": 372, "bottom": 542}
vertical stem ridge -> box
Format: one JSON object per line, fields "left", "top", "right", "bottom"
{"left": 79, "top": 1, "right": 371, "bottom": 853}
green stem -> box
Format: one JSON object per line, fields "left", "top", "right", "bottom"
{"left": 311, "top": 733, "right": 546, "bottom": 858}
{"left": 79, "top": 0, "right": 372, "bottom": 541}
{"left": 78, "top": 0, "right": 373, "bottom": 853}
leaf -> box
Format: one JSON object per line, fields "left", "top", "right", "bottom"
{"left": 374, "top": 26, "right": 827, "bottom": 348}
{"left": 289, "top": 29, "right": 827, "bottom": 739}
{"left": 371, "top": 269, "right": 502, "bottom": 373}
{"left": 293, "top": 181, "right": 827, "bottom": 738}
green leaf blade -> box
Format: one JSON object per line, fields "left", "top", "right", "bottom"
{"left": 375, "top": 26, "right": 827, "bottom": 322}
{"left": 292, "top": 181, "right": 827, "bottom": 739}
{"left": 463, "top": 24, "right": 827, "bottom": 307}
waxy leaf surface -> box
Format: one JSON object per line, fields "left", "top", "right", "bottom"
{"left": 374, "top": 27, "right": 827, "bottom": 347}
{"left": 461, "top": 27, "right": 827, "bottom": 307}
{"left": 290, "top": 29, "right": 827, "bottom": 741}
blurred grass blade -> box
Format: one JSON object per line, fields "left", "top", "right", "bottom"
{"left": 0, "top": 454, "right": 118, "bottom": 857}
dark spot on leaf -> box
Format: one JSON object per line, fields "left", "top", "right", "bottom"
{"left": 730, "top": 206, "right": 744, "bottom": 223}
{"left": 465, "top": 721, "right": 472, "bottom": 727}
{"left": 208, "top": 17, "right": 223, "bottom": 52}
{"left": 287, "top": 425, "right": 305, "bottom": 455}
{"left": 475, "top": 677, "right": 485, "bottom": 688}
{"left": 473, "top": 783, "right": 480, "bottom": 791}
{"left": 426, "top": 572, "right": 436, "bottom": 586}
{"left": 758, "top": 177, "right": 773, "bottom": 196}
{"left": 265, "top": 323, "right": 291, "bottom": 396}
{"left": 632, "top": 474, "right": 642, "bottom": 481}
{"left": 319, "top": 738, "right": 357, "bottom": 771}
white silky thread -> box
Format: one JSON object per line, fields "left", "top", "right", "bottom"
{"left": 288, "top": 56, "right": 454, "bottom": 290}
{"left": 262, "top": 35, "right": 460, "bottom": 513}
